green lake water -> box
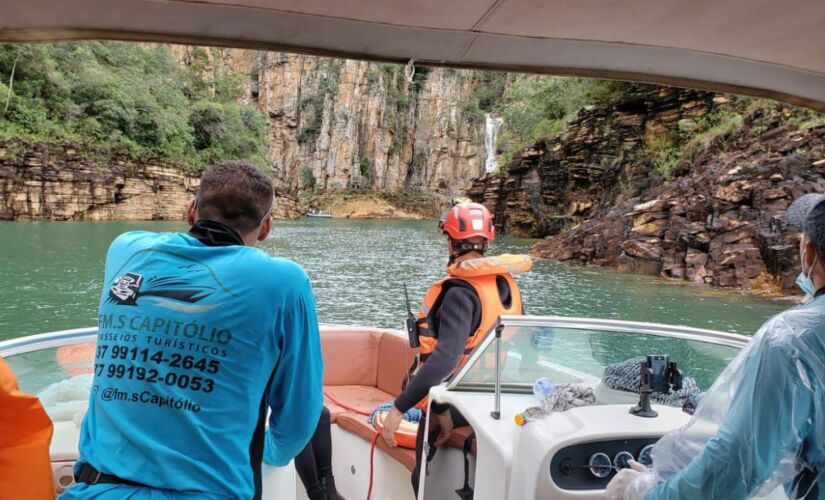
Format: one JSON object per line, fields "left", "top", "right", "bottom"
{"left": 0, "top": 219, "right": 791, "bottom": 342}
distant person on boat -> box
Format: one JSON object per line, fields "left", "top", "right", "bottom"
{"left": 380, "top": 202, "right": 531, "bottom": 496}
{"left": 605, "top": 192, "right": 825, "bottom": 500}
{"left": 0, "top": 357, "right": 55, "bottom": 499}
{"left": 60, "top": 161, "right": 323, "bottom": 499}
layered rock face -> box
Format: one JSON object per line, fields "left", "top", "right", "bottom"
{"left": 0, "top": 142, "right": 199, "bottom": 221}
{"left": 468, "top": 87, "right": 721, "bottom": 237}
{"left": 470, "top": 89, "right": 825, "bottom": 294}
{"left": 0, "top": 141, "right": 304, "bottom": 221}
{"left": 190, "top": 48, "right": 487, "bottom": 194}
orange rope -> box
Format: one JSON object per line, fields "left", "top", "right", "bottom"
{"left": 366, "top": 432, "right": 380, "bottom": 500}
{"left": 322, "top": 392, "right": 381, "bottom": 499}
{"left": 324, "top": 391, "right": 372, "bottom": 417}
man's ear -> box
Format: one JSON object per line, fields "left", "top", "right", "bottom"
{"left": 805, "top": 239, "right": 820, "bottom": 268}
{"left": 257, "top": 217, "right": 272, "bottom": 242}
{"left": 186, "top": 198, "right": 197, "bottom": 226}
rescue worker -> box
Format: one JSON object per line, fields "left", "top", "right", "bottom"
{"left": 381, "top": 202, "right": 531, "bottom": 496}
{"left": 605, "top": 192, "right": 825, "bottom": 499}
{"left": 60, "top": 161, "right": 324, "bottom": 499}
{"left": 0, "top": 356, "right": 55, "bottom": 499}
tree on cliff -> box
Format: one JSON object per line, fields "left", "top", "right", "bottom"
{"left": 0, "top": 42, "right": 266, "bottom": 170}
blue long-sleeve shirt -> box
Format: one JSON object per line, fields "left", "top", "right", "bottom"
{"left": 646, "top": 295, "right": 825, "bottom": 499}
{"left": 61, "top": 228, "right": 323, "bottom": 499}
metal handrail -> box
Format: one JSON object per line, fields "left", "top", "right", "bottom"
{"left": 0, "top": 327, "right": 99, "bottom": 357}
{"left": 0, "top": 324, "right": 407, "bottom": 358}
{"left": 447, "top": 315, "right": 750, "bottom": 392}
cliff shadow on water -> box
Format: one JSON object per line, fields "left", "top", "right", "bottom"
{"left": 469, "top": 86, "right": 825, "bottom": 297}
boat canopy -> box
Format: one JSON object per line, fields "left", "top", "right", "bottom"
{"left": 1, "top": 0, "right": 824, "bottom": 111}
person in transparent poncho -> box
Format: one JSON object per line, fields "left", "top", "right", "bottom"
{"left": 605, "top": 193, "right": 825, "bottom": 500}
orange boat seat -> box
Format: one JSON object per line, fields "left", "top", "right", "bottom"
{"left": 319, "top": 327, "right": 475, "bottom": 469}
{"left": 323, "top": 385, "right": 394, "bottom": 423}
{"left": 321, "top": 328, "right": 417, "bottom": 423}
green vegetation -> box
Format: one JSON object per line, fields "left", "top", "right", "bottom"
{"left": 462, "top": 71, "right": 508, "bottom": 123}
{"left": 301, "top": 165, "right": 316, "bottom": 189}
{"left": 683, "top": 111, "right": 744, "bottom": 153}
{"left": 360, "top": 157, "right": 374, "bottom": 186}
{"left": 490, "top": 76, "right": 636, "bottom": 162}
{"left": 646, "top": 136, "right": 681, "bottom": 180}
{"left": 0, "top": 42, "right": 267, "bottom": 170}
{"left": 365, "top": 64, "right": 417, "bottom": 157}
{"left": 297, "top": 60, "right": 342, "bottom": 146}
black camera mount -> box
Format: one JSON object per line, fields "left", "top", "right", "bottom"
{"left": 630, "top": 355, "right": 683, "bottom": 418}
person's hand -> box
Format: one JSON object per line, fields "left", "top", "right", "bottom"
{"left": 603, "top": 460, "right": 648, "bottom": 500}
{"left": 431, "top": 410, "right": 454, "bottom": 447}
{"left": 381, "top": 406, "right": 404, "bottom": 447}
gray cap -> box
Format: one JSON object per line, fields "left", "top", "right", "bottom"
{"left": 787, "top": 193, "right": 825, "bottom": 249}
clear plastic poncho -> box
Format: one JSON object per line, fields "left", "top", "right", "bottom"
{"left": 625, "top": 295, "right": 825, "bottom": 500}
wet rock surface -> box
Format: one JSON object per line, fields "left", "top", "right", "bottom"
{"left": 469, "top": 88, "right": 825, "bottom": 294}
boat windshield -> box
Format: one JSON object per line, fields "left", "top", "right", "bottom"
{"left": 450, "top": 316, "right": 746, "bottom": 396}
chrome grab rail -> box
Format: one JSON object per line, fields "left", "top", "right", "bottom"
{"left": 490, "top": 324, "right": 503, "bottom": 420}
{"left": 0, "top": 327, "right": 99, "bottom": 357}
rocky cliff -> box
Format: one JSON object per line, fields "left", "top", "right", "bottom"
{"left": 469, "top": 88, "right": 825, "bottom": 294}
{"left": 178, "top": 47, "right": 488, "bottom": 195}
{"left": 0, "top": 141, "right": 303, "bottom": 221}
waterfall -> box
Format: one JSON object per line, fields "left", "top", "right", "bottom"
{"left": 484, "top": 114, "right": 503, "bottom": 174}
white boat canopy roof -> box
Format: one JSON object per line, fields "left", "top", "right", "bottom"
{"left": 1, "top": 0, "right": 824, "bottom": 111}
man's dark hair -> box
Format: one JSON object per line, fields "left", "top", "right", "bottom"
{"left": 196, "top": 161, "right": 274, "bottom": 233}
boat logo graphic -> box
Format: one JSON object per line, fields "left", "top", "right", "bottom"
{"left": 108, "top": 271, "right": 221, "bottom": 312}
{"left": 110, "top": 272, "right": 144, "bottom": 305}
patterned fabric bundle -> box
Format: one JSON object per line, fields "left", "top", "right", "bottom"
{"left": 602, "top": 357, "right": 700, "bottom": 407}
{"left": 541, "top": 383, "right": 598, "bottom": 412}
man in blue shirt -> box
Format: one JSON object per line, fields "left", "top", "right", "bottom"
{"left": 61, "top": 161, "right": 324, "bottom": 499}
{"left": 605, "top": 193, "right": 825, "bottom": 499}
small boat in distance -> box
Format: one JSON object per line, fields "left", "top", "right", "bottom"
{"left": 307, "top": 208, "right": 333, "bottom": 218}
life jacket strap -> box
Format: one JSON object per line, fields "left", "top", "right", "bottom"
{"left": 416, "top": 318, "right": 436, "bottom": 339}
{"left": 75, "top": 463, "right": 146, "bottom": 488}
{"left": 455, "top": 432, "right": 476, "bottom": 499}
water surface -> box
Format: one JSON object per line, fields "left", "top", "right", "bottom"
{"left": 0, "top": 219, "right": 790, "bottom": 341}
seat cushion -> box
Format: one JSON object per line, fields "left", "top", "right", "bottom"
{"left": 321, "top": 330, "right": 381, "bottom": 386}
{"left": 324, "top": 385, "right": 394, "bottom": 423}
{"left": 336, "top": 413, "right": 417, "bottom": 471}
{"left": 376, "top": 331, "right": 418, "bottom": 397}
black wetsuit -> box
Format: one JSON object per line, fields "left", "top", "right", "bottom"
{"left": 294, "top": 407, "right": 342, "bottom": 500}
{"left": 394, "top": 278, "right": 512, "bottom": 496}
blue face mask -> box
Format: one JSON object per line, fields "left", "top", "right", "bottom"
{"left": 796, "top": 271, "right": 816, "bottom": 297}
{"left": 797, "top": 245, "right": 818, "bottom": 296}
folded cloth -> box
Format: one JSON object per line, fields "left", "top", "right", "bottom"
{"left": 542, "top": 383, "right": 598, "bottom": 412}
{"left": 368, "top": 401, "right": 423, "bottom": 427}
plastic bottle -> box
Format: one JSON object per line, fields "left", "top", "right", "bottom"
{"left": 533, "top": 377, "right": 555, "bottom": 400}
{"left": 514, "top": 406, "right": 546, "bottom": 426}
{"left": 514, "top": 378, "right": 557, "bottom": 426}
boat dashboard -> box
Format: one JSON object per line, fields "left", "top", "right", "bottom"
{"left": 421, "top": 315, "right": 749, "bottom": 499}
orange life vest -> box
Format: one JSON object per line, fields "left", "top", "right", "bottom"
{"left": 411, "top": 254, "right": 531, "bottom": 409}
{"left": 0, "top": 356, "right": 55, "bottom": 499}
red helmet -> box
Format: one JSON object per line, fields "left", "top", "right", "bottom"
{"left": 439, "top": 203, "right": 495, "bottom": 241}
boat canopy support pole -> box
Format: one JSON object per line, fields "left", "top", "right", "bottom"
{"left": 490, "top": 323, "right": 503, "bottom": 420}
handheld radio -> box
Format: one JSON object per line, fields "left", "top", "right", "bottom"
{"left": 403, "top": 284, "right": 420, "bottom": 348}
